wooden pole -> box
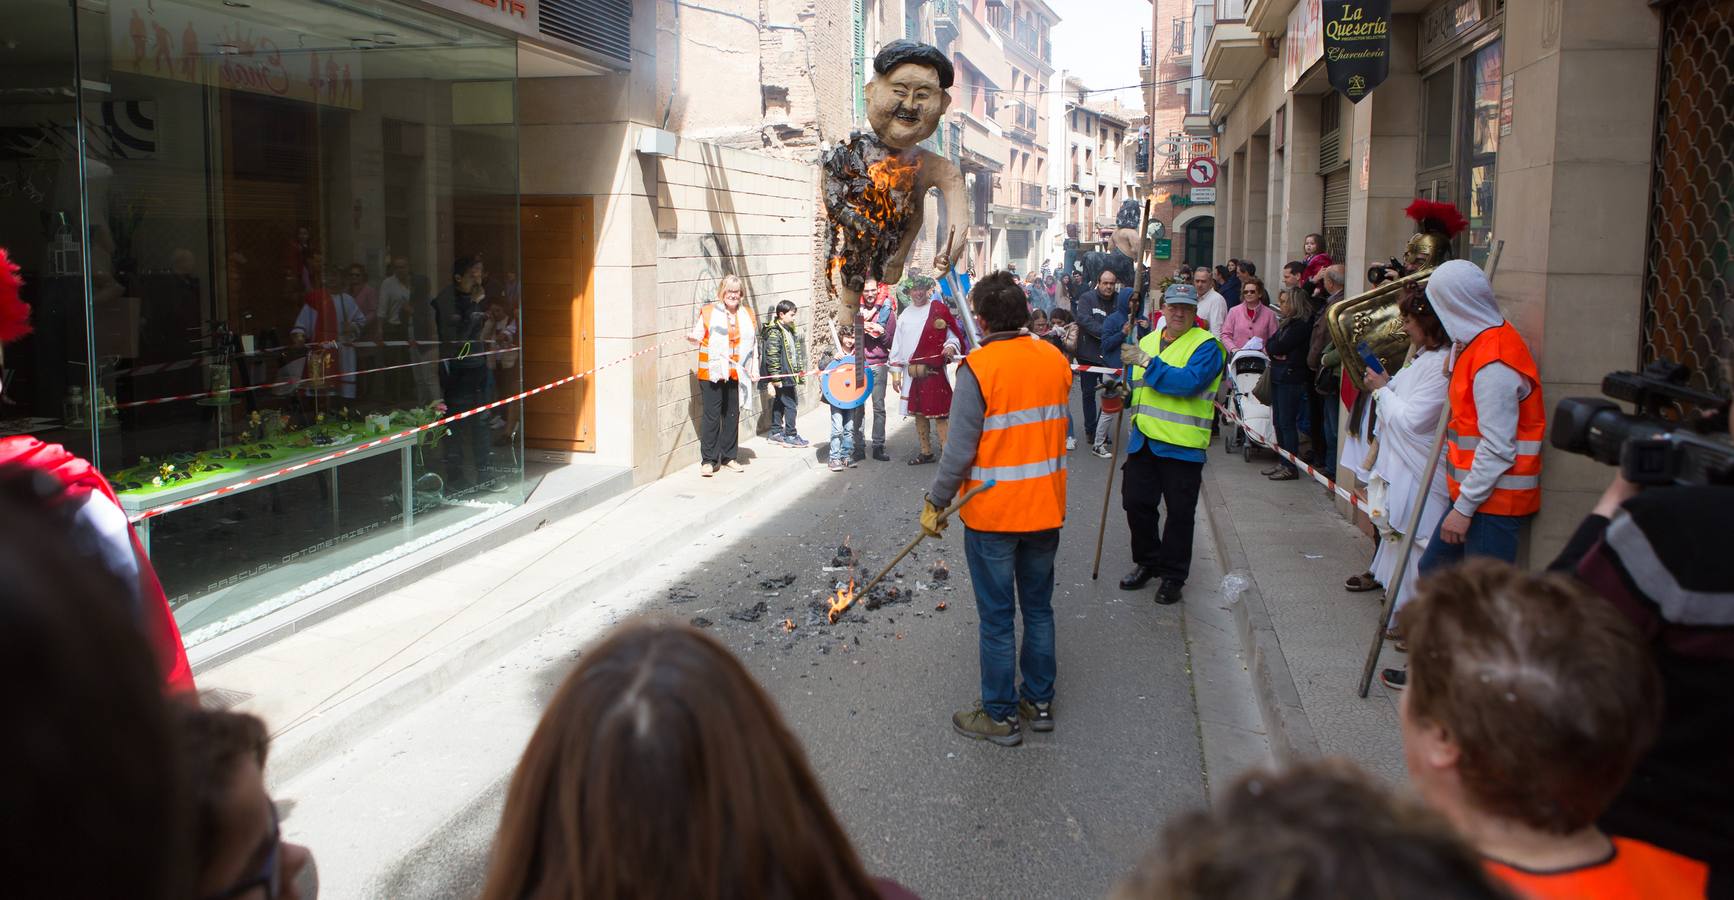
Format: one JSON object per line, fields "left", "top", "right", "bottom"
{"left": 1091, "top": 402, "right": 1128, "bottom": 580}
{"left": 833, "top": 480, "right": 996, "bottom": 622}
{"left": 1355, "top": 239, "right": 1504, "bottom": 697}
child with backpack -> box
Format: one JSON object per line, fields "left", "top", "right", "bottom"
{"left": 761, "top": 300, "right": 808, "bottom": 448}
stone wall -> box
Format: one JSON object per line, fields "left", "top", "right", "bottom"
{"left": 652, "top": 139, "right": 821, "bottom": 471}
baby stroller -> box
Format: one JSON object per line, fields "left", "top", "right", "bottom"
{"left": 1222, "top": 339, "right": 1274, "bottom": 462}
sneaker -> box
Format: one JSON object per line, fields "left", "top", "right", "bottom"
{"left": 767, "top": 433, "right": 788, "bottom": 447}
{"left": 721, "top": 460, "right": 745, "bottom": 473}
{"left": 1379, "top": 668, "right": 1408, "bottom": 690}
{"left": 828, "top": 459, "right": 845, "bottom": 472}
{"left": 871, "top": 446, "right": 890, "bottom": 461}
{"left": 952, "top": 705, "right": 1022, "bottom": 747}
{"left": 846, "top": 455, "right": 859, "bottom": 468}
{"left": 1018, "top": 699, "right": 1055, "bottom": 733}
{"left": 786, "top": 435, "right": 810, "bottom": 448}
{"left": 700, "top": 462, "right": 715, "bottom": 478}
{"left": 1091, "top": 444, "right": 1113, "bottom": 459}
{"left": 1066, "top": 436, "right": 1077, "bottom": 450}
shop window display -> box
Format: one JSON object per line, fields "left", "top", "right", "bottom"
{"left": 0, "top": 0, "right": 523, "bottom": 644}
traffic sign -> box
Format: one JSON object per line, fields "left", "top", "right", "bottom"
{"left": 1154, "top": 238, "right": 1173, "bottom": 260}
{"left": 1187, "top": 157, "right": 1218, "bottom": 187}
{"left": 1190, "top": 186, "right": 1216, "bottom": 203}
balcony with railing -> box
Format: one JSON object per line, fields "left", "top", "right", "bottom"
{"left": 1171, "top": 16, "right": 1190, "bottom": 59}
{"left": 1010, "top": 18, "right": 1050, "bottom": 63}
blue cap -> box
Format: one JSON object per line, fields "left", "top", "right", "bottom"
{"left": 1162, "top": 282, "right": 1200, "bottom": 306}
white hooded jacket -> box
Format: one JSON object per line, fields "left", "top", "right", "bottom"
{"left": 1423, "top": 259, "right": 1534, "bottom": 519}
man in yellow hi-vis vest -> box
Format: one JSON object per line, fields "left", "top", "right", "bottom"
{"left": 1116, "top": 282, "right": 1226, "bottom": 605}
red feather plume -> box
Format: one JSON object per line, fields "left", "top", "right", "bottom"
{"left": 0, "top": 248, "right": 29, "bottom": 344}
{"left": 1404, "top": 199, "right": 1469, "bottom": 239}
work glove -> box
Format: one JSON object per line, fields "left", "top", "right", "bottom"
{"left": 1119, "top": 342, "right": 1151, "bottom": 368}
{"left": 920, "top": 498, "right": 950, "bottom": 538}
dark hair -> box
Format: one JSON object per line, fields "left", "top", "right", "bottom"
{"left": 1401, "top": 560, "right": 1663, "bottom": 834}
{"left": 836, "top": 323, "right": 855, "bottom": 339}
{"left": 1215, "top": 264, "right": 1231, "bottom": 282}
{"left": 1116, "top": 199, "right": 1142, "bottom": 229}
{"left": 872, "top": 39, "right": 954, "bottom": 89}
{"left": 971, "top": 271, "right": 1031, "bottom": 333}
{"left": 1397, "top": 289, "right": 1449, "bottom": 349}
{"left": 480, "top": 620, "right": 883, "bottom": 900}
{"left": 1115, "top": 759, "right": 1508, "bottom": 900}
{"left": 0, "top": 468, "right": 191, "bottom": 900}
{"left": 175, "top": 708, "right": 269, "bottom": 884}
{"left": 1239, "top": 260, "right": 1257, "bottom": 276}
{"left": 1305, "top": 232, "right": 1326, "bottom": 250}
{"left": 452, "top": 256, "right": 477, "bottom": 280}
{"left": 774, "top": 299, "right": 797, "bottom": 317}
{"left": 1238, "top": 274, "right": 1266, "bottom": 300}
{"left": 1029, "top": 307, "right": 1050, "bottom": 325}
{"left": 1050, "top": 308, "right": 1075, "bottom": 325}
{"left": 1284, "top": 260, "right": 1306, "bottom": 276}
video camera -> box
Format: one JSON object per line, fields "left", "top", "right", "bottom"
{"left": 1551, "top": 360, "right": 1734, "bottom": 486}
{"left": 1367, "top": 257, "right": 1405, "bottom": 286}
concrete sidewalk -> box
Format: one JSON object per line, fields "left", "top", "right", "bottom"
{"left": 1200, "top": 442, "right": 1409, "bottom": 785}
{"left": 201, "top": 400, "right": 859, "bottom": 786}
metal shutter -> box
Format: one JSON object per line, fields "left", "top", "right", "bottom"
{"left": 540, "top": 0, "right": 632, "bottom": 66}
{"left": 1322, "top": 165, "right": 1350, "bottom": 260}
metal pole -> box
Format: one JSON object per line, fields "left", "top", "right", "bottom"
{"left": 1355, "top": 239, "right": 1503, "bottom": 697}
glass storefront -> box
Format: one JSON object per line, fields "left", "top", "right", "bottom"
{"left": 1415, "top": 28, "right": 1502, "bottom": 268}
{"left": 2, "top": 0, "right": 524, "bottom": 645}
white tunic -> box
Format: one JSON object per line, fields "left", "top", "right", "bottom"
{"left": 284, "top": 291, "right": 367, "bottom": 399}
{"left": 886, "top": 299, "right": 962, "bottom": 417}
{"left": 1367, "top": 346, "right": 1452, "bottom": 616}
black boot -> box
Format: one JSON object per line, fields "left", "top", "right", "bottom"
{"left": 1155, "top": 578, "right": 1184, "bottom": 605}
{"left": 1119, "top": 565, "right": 1155, "bottom": 591}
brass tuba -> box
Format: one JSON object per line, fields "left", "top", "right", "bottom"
{"left": 1326, "top": 267, "right": 1432, "bottom": 392}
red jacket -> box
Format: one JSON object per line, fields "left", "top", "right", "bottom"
{"left": 0, "top": 437, "right": 195, "bottom": 694}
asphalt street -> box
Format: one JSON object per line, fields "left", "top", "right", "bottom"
{"left": 292, "top": 398, "right": 1244, "bottom": 899}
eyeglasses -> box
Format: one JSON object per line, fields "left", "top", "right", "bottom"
{"left": 202, "top": 805, "right": 283, "bottom": 900}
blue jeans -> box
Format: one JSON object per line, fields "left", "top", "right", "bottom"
{"left": 770, "top": 385, "right": 799, "bottom": 438}
{"left": 1417, "top": 510, "right": 1525, "bottom": 574}
{"left": 1077, "top": 369, "right": 1102, "bottom": 444}
{"left": 963, "top": 527, "right": 1060, "bottom": 720}
{"left": 1273, "top": 381, "right": 1308, "bottom": 472}
{"left": 1318, "top": 380, "right": 1340, "bottom": 473}
{"left": 828, "top": 404, "right": 855, "bottom": 461}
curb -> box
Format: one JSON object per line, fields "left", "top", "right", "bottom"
{"left": 1200, "top": 467, "right": 1321, "bottom": 762}
{"left": 262, "top": 415, "right": 836, "bottom": 787}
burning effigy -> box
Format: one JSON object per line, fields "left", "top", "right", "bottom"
{"left": 822, "top": 40, "right": 969, "bottom": 326}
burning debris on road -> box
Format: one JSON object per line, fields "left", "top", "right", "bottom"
{"left": 863, "top": 584, "right": 912, "bottom": 611}
{"left": 830, "top": 538, "right": 855, "bottom": 569}
{"left": 935, "top": 601, "right": 948, "bottom": 612}
{"left": 729, "top": 601, "right": 769, "bottom": 624}
{"left": 758, "top": 572, "right": 797, "bottom": 591}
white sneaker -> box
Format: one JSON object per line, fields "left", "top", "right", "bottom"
{"left": 1092, "top": 444, "right": 1112, "bottom": 459}
{"left": 1066, "top": 436, "right": 1077, "bottom": 450}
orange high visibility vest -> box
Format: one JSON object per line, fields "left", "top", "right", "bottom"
{"left": 958, "top": 336, "right": 1073, "bottom": 532}
{"left": 1483, "top": 836, "right": 1709, "bottom": 900}
{"left": 696, "top": 302, "right": 752, "bottom": 381}
{"left": 1445, "top": 321, "right": 1546, "bottom": 517}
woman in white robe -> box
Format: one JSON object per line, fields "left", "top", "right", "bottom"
{"left": 1361, "top": 293, "right": 1453, "bottom": 623}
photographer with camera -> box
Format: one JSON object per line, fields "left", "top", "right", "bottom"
{"left": 1414, "top": 260, "right": 1546, "bottom": 574}
{"left": 1548, "top": 356, "right": 1734, "bottom": 895}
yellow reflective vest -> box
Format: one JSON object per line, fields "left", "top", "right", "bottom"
{"left": 1128, "top": 326, "right": 1224, "bottom": 450}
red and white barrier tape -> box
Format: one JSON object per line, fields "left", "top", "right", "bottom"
{"left": 1071, "top": 364, "right": 1124, "bottom": 375}
{"left": 114, "top": 347, "right": 517, "bottom": 410}
{"left": 112, "top": 338, "right": 487, "bottom": 379}
{"left": 1213, "top": 399, "right": 1380, "bottom": 522}
{"left": 125, "top": 339, "right": 673, "bottom": 524}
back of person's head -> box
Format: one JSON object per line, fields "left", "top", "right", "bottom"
{"left": 176, "top": 707, "right": 313, "bottom": 900}
{"left": 1215, "top": 264, "right": 1232, "bottom": 281}
{"left": 971, "top": 271, "right": 1031, "bottom": 333}
{"left": 1324, "top": 264, "right": 1346, "bottom": 290}
{"left": 1401, "top": 559, "right": 1662, "bottom": 834}
{"left": 481, "top": 620, "right": 882, "bottom": 900}
{"left": 1115, "top": 759, "right": 1509, "bottom": 900}
{"left": 0, "top": 468, "right": 190, "bottom": 900}
{"left": 1240, "top": 260, "right": 1257, "bottom": 276}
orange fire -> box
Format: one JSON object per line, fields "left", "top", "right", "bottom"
{"left": 826, "top": 150, "right": 922, "bottom": 297}
{"left": 827, "top": 578, "right": 857, "bottom": 624}
{"left": 782, "top": 617, "right": 797, "bottom": 633}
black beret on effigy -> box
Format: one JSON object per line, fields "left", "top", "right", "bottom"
{"left": 873, "top": 40, "right": 954, "bottom": 90}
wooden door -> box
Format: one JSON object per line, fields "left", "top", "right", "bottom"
{"left": 520, "top": 197, "right": 595, "bottom": 453}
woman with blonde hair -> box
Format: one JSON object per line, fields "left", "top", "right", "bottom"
{"left": 480, "top": 620, "right": 916, "bottom": 900}
{"left": 686, "top": 274, "right": 758, "bottom": 476}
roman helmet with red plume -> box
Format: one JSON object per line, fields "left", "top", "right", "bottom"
{"left": 0, "top": 248, "right": 29, "bottom": 345}
{"left": 1402, "top": 199, "right": 1469, "bottom": 270}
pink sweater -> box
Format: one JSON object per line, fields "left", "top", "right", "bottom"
{"left": 1220, "top": 302, "right": 1277, "bottom": 355}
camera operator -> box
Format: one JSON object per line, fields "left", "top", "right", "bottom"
{"left": 1547, "top": 369, "right": 1734, "bottom": 895}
